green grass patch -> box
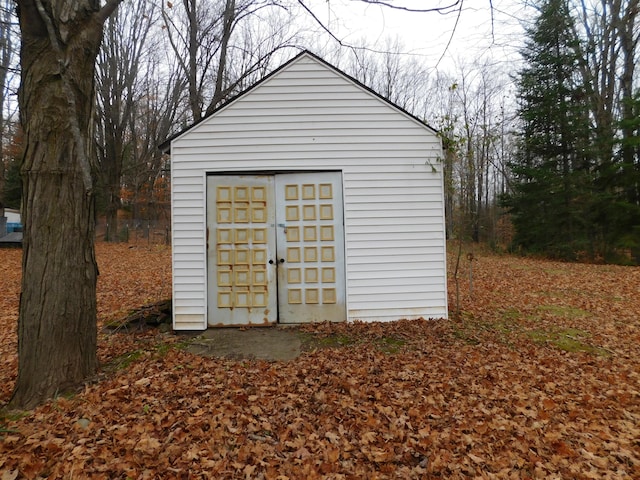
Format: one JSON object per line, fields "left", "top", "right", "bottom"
{"left": 313, "top": 333, "right": 355, "bottom": 348}
{"left": 0, "top": 409, "right": 29, "bottom": 437}
{"left": 500, "top": 308, "right": 522, "bottom": 322}
{"left": 536, "top": 305, "right": 590, "bottom": 318}
{"left": 375, "top": 336, "right": 406, "bottom": 354}
{"left": 526, "top": 328, "right": 609, "bottom": 356}
{"left": 449, "top": 310, "right": 521, "bottom": 346}
{"left": 103, "top": 350, "right": 144, "bottom": 372}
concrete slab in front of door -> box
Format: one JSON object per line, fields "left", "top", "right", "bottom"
{"left": 184, "top": 327, "right": 302, "bottom": 361}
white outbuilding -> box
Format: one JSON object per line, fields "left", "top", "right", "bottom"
{"left": 162, "top": 51, "right": 448, "bottom": 330}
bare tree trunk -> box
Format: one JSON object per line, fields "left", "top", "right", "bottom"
{"left": 207, "top": 0, "right": 235, "bottom": 114}
{"left": 11, "top": 0, "right": 121, "bottom": 409}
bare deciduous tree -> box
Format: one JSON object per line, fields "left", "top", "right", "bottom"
{"left": 11, "top": 0, "right": 123, "bottom": 409}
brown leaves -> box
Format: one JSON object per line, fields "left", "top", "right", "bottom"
{"left": 1, "top": 244, "right": 640, "bottom": 478}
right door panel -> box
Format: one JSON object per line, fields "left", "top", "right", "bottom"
{"left": 275, "top": 172, "right": 346, "bottom": 323}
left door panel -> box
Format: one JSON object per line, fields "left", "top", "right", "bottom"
{"left": 206, "top": 175, "right": 277, "bottom": 326}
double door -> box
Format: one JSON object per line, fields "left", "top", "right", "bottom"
{"left": 206, "top": 172, "right": 345, "bottom": 326}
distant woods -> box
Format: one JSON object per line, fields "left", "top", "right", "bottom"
{"left": 505, "top": 0, "right": 640, "bottom": 263}
{"left": 0, "top": 0, "right": 638, "bottom": 262}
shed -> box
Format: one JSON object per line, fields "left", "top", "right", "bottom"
{"left": 162, "top": 51, "right": 448, "bottom": 330}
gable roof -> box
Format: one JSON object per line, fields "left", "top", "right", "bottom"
{"left": 159, "top": 50, "right": 437, "bottom": 153}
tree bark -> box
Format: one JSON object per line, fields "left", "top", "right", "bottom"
{"left": 10, "top": 0, "right": 119, "bottom": 409}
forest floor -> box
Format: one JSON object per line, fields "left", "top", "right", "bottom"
{"left": 0, "top": 243, "right": 639, "bottom": 479}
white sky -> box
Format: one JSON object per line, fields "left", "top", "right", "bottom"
{"left": 305, "top": 0, "right": 533, "bottom": 74}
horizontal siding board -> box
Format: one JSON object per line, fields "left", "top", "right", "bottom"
{"left": 171, "top": 305, "right": 205, "bottom": 315}
{"left": 185, "top": 115, "right": 429, "bottom": 128}
{"left": 348, "top": 295, "right": 445, "bottom": 306}
{"left": 172, "top": 157, "right": 426, "bottom": 170}
{"left": 349, "top": 308, "right": 446, "bottom": 321}
{"left": 348, "top": 262, "right": 444, "bottom": 273}
{"left": 350, "top": 276, "right": 445, "bottom": 287}
{"left": 173, "top": 252, "right": 205, "bottom": 263}
{"left": 171, "top": 52, "right": 447, "bottom": 327}
{"left": 343, "top": 224, "right": 444, "bottom": 234}
{"left": 344, "top": 239, "right": 445, "bottom": 250}
{"left": 346, "top": 217, "right": 444, "bottom": 227}
{"left": 348, "top": 202, "right": 444, "bottom": 212}
{"left": 170, "top": 295, "right": 204, "bottom": 304}
{"left": 350, "top": 286, "right": 446, "bottom": 297}
{"left": 346, "top": 254, "right": 444, "bottom": 265}
{"left": 173, "top": 268, "right": 206, "bottom": 278}
{"left": 346, "top": 231, "right": 445, "bottom": 242}
{"left": 187, "top": 121, "right": 425, "bottom": 134}
{"left": 173, "top": 230, "right": 204, "bottom": 240}
{"left": 347, "top": 251, "right": 443, "bottom": 262}
{"left": 173, "top": 277, "right": 205, "bottom": 286}
{"left": 172, "top": 142, "right": 432, "bottom": 155}
{"left": 347, "top": 177, "right": 440, "bottom": 189}
{"left": 180, "top": 131, "right": 431, "bottom": 145}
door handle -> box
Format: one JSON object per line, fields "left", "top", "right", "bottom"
{"left": 279, "top": 258, "right": 285, "bottom": 263}
{"left": 269, "top": 259, "right": 274, "bottom": 265}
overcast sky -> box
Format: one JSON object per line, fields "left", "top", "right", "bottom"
{"left": 304, "top": 0, "right": 534, "bottom": 74}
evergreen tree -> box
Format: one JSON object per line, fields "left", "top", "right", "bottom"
{"left": 504, "top": 0, "right": 593, "bottom": 260}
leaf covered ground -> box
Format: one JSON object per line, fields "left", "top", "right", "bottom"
{"left": 0, "top": 244, "right": 639, "bottom": 479}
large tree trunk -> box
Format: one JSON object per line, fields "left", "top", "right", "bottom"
{"left": 11, "top": 0, "right": 120, "bottom": 409}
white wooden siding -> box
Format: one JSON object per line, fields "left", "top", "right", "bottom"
{"left": 170, "top": 53, "right": 448, "bottom": 329}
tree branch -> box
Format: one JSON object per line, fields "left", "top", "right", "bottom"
{"left": 97, "top": 0, "right": 125, "bottom": 24}
{"left": 357, "top": 0, "right": 463, "bottom": 14}
{"left": 435, "top": 0, "right": 464, "bottom": 69}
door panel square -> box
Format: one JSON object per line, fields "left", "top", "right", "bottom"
{"left": 234, "top": 207, "right": 249, "bottom": 223}
{"left": 253, "top": 269, "right": 267, "bottom": 285}
{"left": 285, "top": 185, "right": 298, "bottom": 200}
{"left": 234, "top": 186, "right": 249, "bottom": 202}
{"left": 304, "top": 247, "right": 318, "bottom": 262}
{"left": 320, "top": 226, "right": 334, "bottom": 241}
{"left": 305, "top": 288, "right": 319, "bottom": 304}
{"left": 303, "top": 226, "right": 317, "bottom": 241}
{"left": 216, "top": 186, "right": 232, "bottom": 202}
{"left": 322, "top": 267, "right": 336, "bottom": 283}
{"left": 288, "top": 289, "right": 302, "bottom": 304}
{"left": 321, "top": 246, "right": 335, "bottom": 262}
{"left": 253, "top": 291, "right": 267, "bottom": 307}
{"left": 303, "top": 205, "right": 316, "bottom": 220}
{"left": 302, "top": 184, "right": 316, "bottom": 199}
{"left": 218, "top": 269, "right": 232, "bottom": 286}
{"left": 286, "top": 226, "right": 300, "bottom": 242}
{"left": 305, "top": 268, "right": 318, "bottom": 283}
{"left": 235, "top": 229, "right": 249, "bottom": 243}
{"left": 218, "top": 292, "right": 232, "bottom": 308}
{"left": 319, "top": 184, "right": 332, "bottom": 199}
{"left": 252, "top": 207, "right": 266, "bottom": 223}
{"left": 218, "top": 250, "right": 232, "bottom": 265}
{"left": 235, "top": 291, "right": 250, "bottom": 307}
{"left": 217, "top": 229, "right": 232, "bottom": 244}
{"left": 319, "top": 205, "right": 333, "bottom": 220}
{"left": 253, "top": 249, "right": 267, "bottom": 265}
{"left": 235, "top": 269, "right": 250, "bottom": 286}
{"left": 288, "top": 268, "right": 301, "bottom": 284}
{"left": 234, "top": 250, "right": 249, "bottom": 264}
{"left": 286, "top": 206, "right": 299, "bottom": 221}
{"left": 252, "top": 228, "right": 267, "bottom": 243}
{"left": 217, "top": 207, "right": 232, "bottom": 223}
{"left": 322, "top": 288, "right": 337, "bottom": 304}
{"left": 287, "top": 247, "right": 301, "bottom": 263}
{"left": 252, "top": 186, "right": 266, "bottom": 202}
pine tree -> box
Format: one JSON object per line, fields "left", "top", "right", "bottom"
{"left": 504, "top": 0, "right": 593, "bottom": 259}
